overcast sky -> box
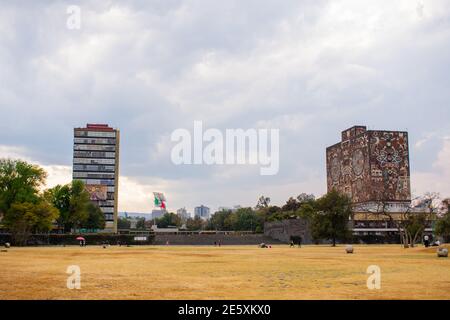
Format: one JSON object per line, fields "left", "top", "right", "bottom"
{"left": 0, "top": 0, "right": 449, "bottom": 214}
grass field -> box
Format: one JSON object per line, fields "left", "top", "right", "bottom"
{"left": 0, "top": 244, "right": 449, "bottom": 300}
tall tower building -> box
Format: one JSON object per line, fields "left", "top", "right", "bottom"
{"left": 73, "top": 124, "right": 120, "bottom": 233}
{"left": 194, "top": 205, "right": 210, "bottom": 220}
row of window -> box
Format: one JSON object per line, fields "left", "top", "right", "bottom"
{"left": 80, "top": 179, "right": 115, "bottom": 186}
{"left": 74, "top": 144, "right": 115, "bottom": 151}
{"left": 73, "top": 172, "right": 116, "bottom": 179}
{"left": 104, "top": 214, "right": 114, "bottom": 221}
{"left": 93, "top": 200, "right": 115, "bottom": 206}
{"left": 73, "top": 151, "right": 116, "bottom": 159}
{"left": 75, "top": 131, "right": 116, "bottom": 138}
{"left": 74, "top": 158, "right": 115, "bottom": 165}
{"left": 100, "top": 207, "right": 114, "bottom": 213}
{"left": 73, "top": 164, "right": 115, "bottom": 172}
{"left": 74, "top": 138, "right": 116, "bottom": 145}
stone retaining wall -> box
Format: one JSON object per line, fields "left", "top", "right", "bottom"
{"left": 264, "top": 218, "right": 313, "bottom": 244}
{"left": 153, "top": 233, "right": 281, "bottom": 245}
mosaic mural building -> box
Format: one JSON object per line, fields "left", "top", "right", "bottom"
{"left": 326, "top": 126, "right": 411, "bottom": 204}
{"left": 326, "top": 126, "right": 416, "bottom": 237}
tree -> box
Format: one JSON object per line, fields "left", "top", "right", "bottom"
{"left": 83, "top": 203, "right": 105, "bottom": 230}
{"left": 282, "top": 197, "right": 301, "bottom": 212}
{"left": 0, "top": 159, "right": 47, "bottom": 214}
{"left": 355, "top": 183, "right": 439, "bottom": 247}
{"left": 186, "top": 216, "right": 205, "bottom": 231}
{"left": 0, "top": 159, "right": 57, "bottom": 244}
{"left": 263, "top": 206, "right": 283, "bottom": 221}
{"left": 297, "top": 193, "right": 315, "bottom": 204}
{"left": 3, "top": 201, "right": 58, "bottom": 245}
{"left": 311, "top": 190, "right": 352, "bottom": 246}
{"left": 435, "top": 199, "right": 450, "bottom": 241}
{"left": 43, "top": 184, "right": 71, "bottom": 231}
{"left": 255, "top": 196, "right": 270, "bottom": 209}
{"left": 209, "top": 209, "right": 233, "bottom": 231}
{"left": 156, "top": 212, "right": 181, "bottom": 228}
{"left": 117, "top": 217, "right": 131, "bottom": 229}
{"left": 45, "top": 180, "right": 91, "bottom": 232}
{"left": 68, "top": 180, "right": 90, "bottom": 230}
{"left": 136, "top": 218, "right": 146, "bottom": 230}
{"left": 232, "top": 207, "right": 261, "bottom": 231}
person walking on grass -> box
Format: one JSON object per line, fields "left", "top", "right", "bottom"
{"left": 424, "top": 235, "right": 430, "bottom": 248}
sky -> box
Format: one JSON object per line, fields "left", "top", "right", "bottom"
{"left": 0, "top": 0, "right": 449, "bottom": 214}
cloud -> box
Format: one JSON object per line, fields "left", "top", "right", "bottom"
{"left": 0, "top": 145, "right": 71, "bottom": 189}
{"left": 411, "top": 138, "right": 450, "bottom": 198}
{"left": 1, "top": 0, "right": 450, "bottom": 212}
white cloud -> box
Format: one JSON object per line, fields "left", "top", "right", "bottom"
{"left": 0, "top": 145, "right": 30, "bottom": 160}
{"left": 0, "top": 145, "right": 71, "bottom": 189}
{"left": 412, "top": 138, "right": 450, "bottom": 198}
{"left": 1, "top": 0, "right": 450, "bottom": 212}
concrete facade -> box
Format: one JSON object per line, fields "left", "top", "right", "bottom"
{"left": 264, "top": 218, "right": 313, "bottom": 244}
{"left": 73, "top": 124, "right": 120, "bottom": 233}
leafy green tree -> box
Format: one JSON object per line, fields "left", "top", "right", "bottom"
{"left": 83, "top": 203, "right": 105, "bottom": 230}
{"left": 0, "top": 159, "right": 47, "bottom": 214}
{"left": 117, "top": 217, "right": 131, "bottom": 229}
{"left": 435, "top": 201, "right": 450, "bottom": 240}
{"left": 44, "top": 184, "right": 70, "bottom": 230}
{"left": 45, "top": 180, "right": 91, "bottom": 232}
{"left": 311, "top": 190, "right": 352, "bottom": 246}
{"left": 255, "top": 196, "right": 270, "bottom": 209}
{"left": 297, "top": 201, "right": 316, "bottom": 219}
{"left": 136, "top": 218, "right": 146, "bottom": 230}
{"left": 232, "top": 207, "right": 261, "bottom": 231}
{"left": 156, "top": 212, "right": 181, "bottom": 228}
{"left": 297, "top": 193, "right": 315, "bottom": 204}
{"left": 262, "top": 206, "right": 283, "bottom": 222}
{"left": 435, "top": 215, "right": 450, "bottom": 240}
{"left": 282, "top": 197, "right": 301, "bottom": 212}
{"left": 209, "top": 209, "right": 233, "bottom": 231}
{"left": 3, "top": 201, "right": 59, "bottom": 245}
{"left": 69, "top": 180, "right": 90, "bottom": 229}
{"left": 186, "top": 216, "right": 205, "bottom": 231}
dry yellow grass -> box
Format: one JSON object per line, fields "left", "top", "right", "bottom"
{"left": 0, "top": 244, "right": 449, "bottom": 300}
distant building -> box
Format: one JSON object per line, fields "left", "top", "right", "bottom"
{"left": 73, "top": 124, "right": 120, "bottom": 233}
{"left": 218, "top": 205, "right": 241, "bottom": 213}
{"left": 194, "top": 205, "right": 210, "bottom": 219}
{"left": 119, "top": 212, "right": 152, "bottom": 221}
{"left": 176, "top": 207, "right": 191, "bottom": 221}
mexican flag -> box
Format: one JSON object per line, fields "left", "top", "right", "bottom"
{"left": 153, "top": 192, "right": 166, "bottom": 209}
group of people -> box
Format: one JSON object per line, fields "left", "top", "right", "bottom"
{"left": 423, "top": 234, "right": 441, "bottom": 248}
{"left": 213, "top": 241, "right": 222, "bottom": 247}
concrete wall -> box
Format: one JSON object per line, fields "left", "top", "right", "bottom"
{"left": 264, "top": 218, "right": 313, "bottom": 244}
{"left": 153, "top": 233, "right": 281, "bottom": 245}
